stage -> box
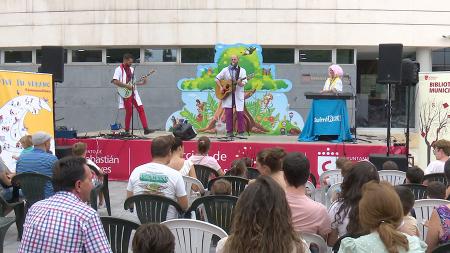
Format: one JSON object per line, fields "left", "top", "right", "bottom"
{"left": 56, "top": 130, "right": 406, "bottom": 181}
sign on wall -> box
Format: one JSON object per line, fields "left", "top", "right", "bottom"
{"left": 0, "top": 70, "right": 54, "bottom": 171}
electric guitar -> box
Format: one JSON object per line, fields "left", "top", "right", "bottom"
{"left": 117, "top": 70, "right": 156, "bottom": 98}
{"left": 215, "top": 73, "right": 254, "bottom": 100}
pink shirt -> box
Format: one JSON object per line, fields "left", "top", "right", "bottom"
{"left": 189, "top": 155, "right": 221, "bottom": 172}
{"left": 286, "top": 191, "right": 332, "bottom": 238}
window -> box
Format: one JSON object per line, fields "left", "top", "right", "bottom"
{"left": 262, "top": 48, "right": 294, "bottom": 63}
{"left": 299, "top": 50, "right": 332, "bottom": 63}
{"left": 432, "top": 48, "right": 450, "bottom": 71}
{"left": 4, "top": 50, "right": 32, "bottom": 63}
{"left": 181, "top": 48, "right": 215, "bottom": 63}
{"left": 72, "top": 49, "right": 102, "bottom": 62}
{"left": 106, "top": 48, "right": 140, "bottom": 63}
{"left": 36, "top": 49, "right": 68, "bottom": 64}
{"left": 337, "top": 49, "right": 354, "bottom": 64}
{"left": 145, "top": 49, "right": 177, "bottom": 62}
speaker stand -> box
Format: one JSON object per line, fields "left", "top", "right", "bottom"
{"left": 386, "top": 83, "right": 392, "bottom": 156}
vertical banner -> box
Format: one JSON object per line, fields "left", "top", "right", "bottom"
{"left": 0, "top": 70, "right": 54, "bottom": 172}
{"left": 416, "top": 72, "right": 450, "bottom": 169}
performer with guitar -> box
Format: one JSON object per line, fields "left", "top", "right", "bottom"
{"left": 215, "top": 55, "right": 248, "bottom": 137}
{"left": 112, "top": 53, "right": 153, "bottom": 135}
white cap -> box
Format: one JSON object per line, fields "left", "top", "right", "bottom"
{"left": 31, "top": 131, "right": 52, "bottom": 145}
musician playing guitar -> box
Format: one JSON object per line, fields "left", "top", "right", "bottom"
{"left": 215, "top": 55, "right": 247, "bottom": 137}
{"left": 112, "top": 53, "right": 153, "bottom": 135}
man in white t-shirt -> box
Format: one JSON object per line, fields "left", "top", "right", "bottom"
{"left": 127, "top": 135, "right": 188, "bottom": 219}
{"left": 425, "top": 139, "right": 450, "bottom": 175}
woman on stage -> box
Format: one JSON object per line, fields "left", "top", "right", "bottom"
{"left": 322, "top": 64, "right": 344, "bottom": 93}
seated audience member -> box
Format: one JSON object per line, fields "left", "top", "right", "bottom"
{"left": 339, "top": 181, "right": 426, "bottom": 252}
{"left": 322, "top": 157, "right": 352, "bottom": 186}
{"left": 18, "top": 157, "right": 112, "bottom": 253}
{"left": 395, "top": 186, "right": 420, "bottom": 237}
{"left": 12, "top": 135, "right": 33, "bottom": 160}
{"left": 382, "top": 160, "right": 400, "bottom": 171}
{"left": 427, "top": 181, "right": 446, "bottom": 199}
{"left": 168, "top": 137, "right": 197, "bottom": 178}
{"left": 189, "top": 136, "right": 224, "bottom": 176}
{"left": 426, "top": 196, "right": 450, "bottom": 252}
{"left": 328, "top": 161, "right": 380, "bottom": 247}
{"left": 0, "top": 148, "right": 17, "bottom": 201}
{"left": 425, "top": 139, "right": 450, "bottom": 175}
{"left": 16, "top": 131, "right": 58, "bottom": 198}
{"left": 445, "top": 160, "right": 450, "bottom": 199}
{"left": 211, "top": 179, "right": 232, "bottom": 195}
{"left": 242, "top": 157, "right": 253, "bottom": 168}
{"left": 127, "top": 135, "right": 188, "bottom": 219}
{"left": 227, "top": 159, "right": 247, "bottom": 178}
{"left": 132, "top": 223, "right": 175, "bottom": 253}
{"left": 216, "top": 176, "right": 309, "bottom": 253}
{"left": 406, "top": 166, "right": 424, "bottom": 184}
{"left": 254, "top": 147, "right": 287, "bottom": 190}
{"left": 284, "top": 152, "right": 331, "bottom": 239}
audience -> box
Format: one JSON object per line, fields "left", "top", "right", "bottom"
{"left": 242, "top": 157, "right": 253, "bottom": 168}
{"left": 339, "top": 181, "right": 426, "bottom": 252}
{"left": 12, "top": 135, "right": 33, "bottom": 160}
{"left": 322, "top": 157, "right": 352, "bottom": 186}
{"left": 445, "top": 160, "right": 450, "bottom": 199}
{"left": 211, "top": 179, "right": 232, "bottom": 195}
{"left": 382, "top": 160, "right": 399, "bottom": 171}
{"left": 189, "top": 136, "right": 224, "bottom": 176}
{"left": 328, "top": 161, "right": 380, "bottom": 246}
{"left": 16, "top": 131, "right": 58, "bottom": 198}
{"left": 132, "top": 223, "right": 175, "bottom": 253}
{"left": 0, "top": 148, "right": 17, "bottom": 201}
{"left": 426, "top": 181, "right": 446, "bottom": 199}
{"left": 426, "top": 198, "right": 450, "bottom": 251}
{"left": 168, "top": 137, "right": 197, "bottom": 178}
{"left": 254, "top": 147, "right": 287, "bottom": 190}
{"left": 216, "top": 176, "right": 308, "bottom": 253}
{"left": 227, "top": 159, "right": 247, "bottom": 178}
{"left": 127, "top": 135, "right": 188, "bottom": 219}
{"left": 425, "top": 139, "right": 450, "bottom": 175}
{"left": 283, "top": 152, "right": 331, "bottom": 239}
{"left": 395, "top": 186, "right": 420, "bottom": 237}
{"left": 18, "top": 157, "right": 112, "bottom": 253}
{"left": 406, "top": 166, "right": 424, "bottom": 184}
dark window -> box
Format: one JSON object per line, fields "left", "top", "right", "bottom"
{"left": 337, "top": 49, "right": 354, "bottom": 64}
{"left": 72, "top": 49, "right": 102, "bottom": 62}
{"left": 106, "top": 48, "right": 140, "bottom": 63}
{"left": 299, "top": 50, "right": 332, "bottom": 63}
{"left": 262, "top": 48, "right": 294, "bottom": 63}
{"left": 432, "top": 48, "right": 450, "bottom": 71}
{"left": 181, "top": 48, "right": 215, "bottom": 63}
{"left": 145, "top": 49, "right": 177, "bottom": 62}
{"left": 4, "top": 50, "right": 32, "bottom": 63}
{"left": 36, "top": 49, "right": 68, "bottom": 64}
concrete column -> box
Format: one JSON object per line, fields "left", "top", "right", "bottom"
{"left": 416, "top": 47, "right": 432, "bottom": 72}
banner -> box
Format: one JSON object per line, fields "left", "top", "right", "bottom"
{"left": 416, "top": 72, "right": 450, "bottom": 169}
{"left": 0, "top": 70, "right": 54, "bottom": 171}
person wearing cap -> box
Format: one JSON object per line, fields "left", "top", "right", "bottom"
{"left": 16, "top": 131, "right": 58, "bottom": 198}
{"left": 321, "top": 64, "right": 343, "bottom": 93}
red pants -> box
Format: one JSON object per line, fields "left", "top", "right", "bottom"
{"left": 124, "top": 96, "right": 148, "bottom": 131}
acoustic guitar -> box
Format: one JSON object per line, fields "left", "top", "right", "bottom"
{"left": 117, "top": 70, "right": 156, "bottom": 99}
{"left": 215, "top": 73, "right": 254, "bottom": 100}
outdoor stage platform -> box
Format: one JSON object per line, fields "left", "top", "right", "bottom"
{"left": 56, "top": 130, "right": 406, "bottom": 181}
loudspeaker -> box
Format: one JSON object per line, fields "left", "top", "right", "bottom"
{"left": 377, "top": 44, "right": 403, "bottom": 84}
{"left": 173, "top": 121, "right": 197, "bottom": 141}
{"left": 368, "top": 154, "right": 408, "bottom": 172}
{"left": 401, "top": 58, "right": 420, "bottom": 85}
{"left": 39, "top": 46, "right": 64, "bottom": 83}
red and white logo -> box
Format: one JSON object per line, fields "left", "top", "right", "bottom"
{"left": 317, "top": 147, "right": 339, "bottom": 176}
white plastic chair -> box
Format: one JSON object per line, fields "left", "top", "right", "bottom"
{"left": 300, "top": 232, "right": 328, "bottom": 253}
{"left": 182, "top": 176, "right": 205, "bottom": 205}
{"left": 319, "top": 170, "right": 343, "bottom": 187}
{"left": 413, "top": 199, "right": 450, "bottom": 241}
{"left": 379, "top": 170, "right": 406, "bottom": 186}
{"left": 305, "top": 181, "right": 316, "bottom": 200}
{"left": 325, "top": 183, "right": 342, "bottom": 209}
{"left": 162, "top": 219, "right": 228, "bottom": 253}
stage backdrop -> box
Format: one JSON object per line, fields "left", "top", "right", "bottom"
{"left": 416, "top": 72, "right": 450, "bottom": 169}
{"left": 0, "top": 70, "right": 54, "bottom": 171}
{"left": 56, "top": 138, "right": 404, "bottom": 181}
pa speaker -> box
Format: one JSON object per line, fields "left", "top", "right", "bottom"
{"left": 173, "top": 122, "right": 197, "bottom": 141}
{"left": 401, "top": 58, "right": 420, "bottom": 85}
{"left": 39, "top": 46, "right": 64, "bottom": 83}
{"left": 377, "top": 44, "right": 403, "bottom": 84}
{"left": 368, "top": 154, "right": 408, "bottom": 172}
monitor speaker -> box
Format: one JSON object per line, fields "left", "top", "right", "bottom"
{"left": 368, "top": 154, "right": 408, "bottom": 172}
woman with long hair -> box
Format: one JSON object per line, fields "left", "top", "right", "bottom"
{"left": 216, "top": 176, "right": 308, "bottom": 253}
{"left": 339, "top": 181, "right": 426, "bottom": 253}
{"left": 168, "top": 137, "right": 197, "bottom": 178}
{"left": 255, "top": 147, "right": 287, "bottom": 189}
{"left": 189, "top": 136, "right": 224, "bottom": 176}
{"left": 328, "top": 161, "right": 379, "bottom": 246}
{"left": 227, "top": 159, "right": 247, "bottom": 178}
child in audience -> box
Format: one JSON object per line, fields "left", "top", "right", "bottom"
{"left": 426, "top": 181, "right": 446, "bottom": 199}
{"left": 406, "top": 166, "right": 424, "bottom": 184}
{"left": 227, "top": 159, "right": 247, "bottom": 178}
{"left": 395, "top": 185, "right": 420, "bottom": 237}
{"left": 382, "top": 160, "right": 399, "bottom": 171}
{"left": 211, "top": 179, "right": 232, "bottom": 195}
{"left": 132, "top": 223, "right": 175, "bottom": 253}
{"left": 322, "top": 157, "right": 352, "bottom": 186}
{"left": 241, "top": 157, "right": 253, "bottom": 168}
{"left": 12, "top": 135, "right": 33, "bottom": 160}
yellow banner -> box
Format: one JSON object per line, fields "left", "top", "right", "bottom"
{"left": 0, "top": 70, "right": 54, "bottom": 171}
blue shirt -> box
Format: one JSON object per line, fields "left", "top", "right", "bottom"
{"left": 16, "top": 148, "right": 58, "bottom": 198}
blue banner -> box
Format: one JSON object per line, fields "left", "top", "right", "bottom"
{"left": 298, "top": 99, "right": 352, "bottom": 142}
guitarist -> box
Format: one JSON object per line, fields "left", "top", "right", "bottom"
{"left": 215, "top": 55, "right": 247, "bottom": 137}
{"left": 112, "top": 53, "right": 153, "bottom": 135}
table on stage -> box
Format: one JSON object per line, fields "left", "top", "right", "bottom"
{"left": 298, "top": 92, "right": 353, "bottom": 142}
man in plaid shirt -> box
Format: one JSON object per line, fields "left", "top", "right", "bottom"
{"left": 18, "top": 157, "right": 112, "bottom": 253}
